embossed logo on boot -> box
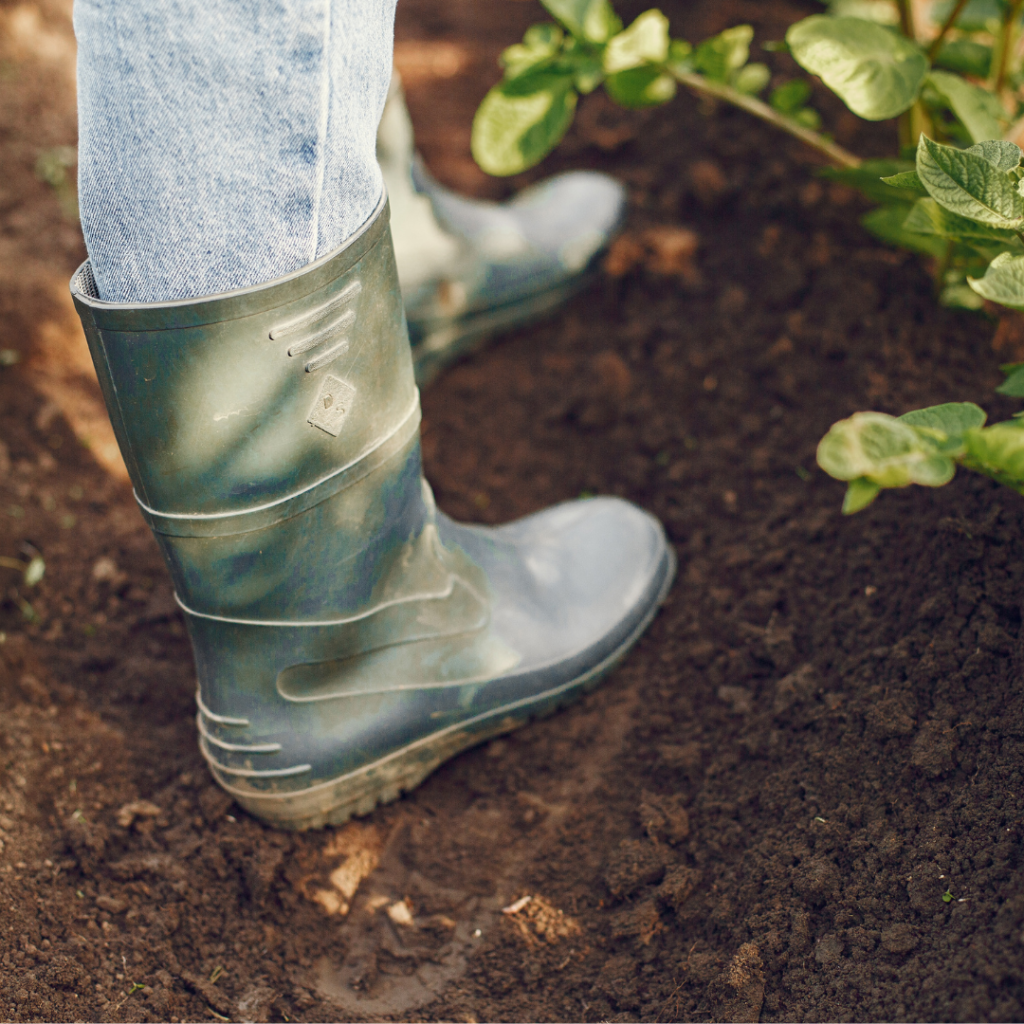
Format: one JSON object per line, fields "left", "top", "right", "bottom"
{"left": 270, "top": 279, "right": 361, "bottom": 373}
{"left": 308, "top": 375, "right": 356, "bottom": 436}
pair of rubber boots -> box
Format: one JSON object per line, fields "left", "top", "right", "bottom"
{"left": 71, "top": 194, "right": 675, "bottom": 830}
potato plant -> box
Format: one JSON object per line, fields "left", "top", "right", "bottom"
{"left": 817, "top": 399, "right": 1024, "bottom": 512}
{"left": 471, "top": 0, "right": 1024, "bottom": 514}
{"left": 820, "top": 133, "right": 1024, "bottom": 513}
{"left": 472, "top": 0, "right": 1024, "bottom": 304}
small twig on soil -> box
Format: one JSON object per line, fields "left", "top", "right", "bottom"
{"left": 656, "top": 978, "right": 685, "bottom": 1023}
{"left": 670, "top": 69, "right": 862, "bottom": 168}
{"left": 927, "top": 0, "right": 970, "bottom": 60}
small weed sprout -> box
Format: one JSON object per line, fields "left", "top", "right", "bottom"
{"left": 35, "top": 146, "right": 78, "bottom": 221}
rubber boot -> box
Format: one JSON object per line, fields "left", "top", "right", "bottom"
{"left": 71, "top": 196, "right": 674, "bottom": 830}
{"left": 378, "top": 74, "right": 627, "bottom": 384}
{"left": 376, "top": 74, "right": 468, "bottom": 306}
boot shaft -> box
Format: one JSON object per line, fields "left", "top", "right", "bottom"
{"left": 71, "top": 195, "right": 433, "bottom": 620}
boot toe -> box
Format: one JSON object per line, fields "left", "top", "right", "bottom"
{"left": 439, "top": 495, "right": 674, "bottom": 677}
{"left": 407, "top": 167, "right": 626, "bottom": 382}
{"left": 505, "top": 171, "right": 627, "bottom": 269}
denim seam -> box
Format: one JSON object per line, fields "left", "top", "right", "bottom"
{"left": 310, "top": 0, "right": 333, "bottom": 265}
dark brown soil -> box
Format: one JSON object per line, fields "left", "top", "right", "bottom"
{"left": 3, "top": 0, "right": 1024, "bottom": 1021}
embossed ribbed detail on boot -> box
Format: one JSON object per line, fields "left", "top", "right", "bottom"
{"left": 71, "top": 193, "right": 414, "bottom": 519}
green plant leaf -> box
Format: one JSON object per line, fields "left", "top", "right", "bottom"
{"left": 562, "top": 35, "right": 606, "bottom": 92}
{"left": 501, "top": 23, "right": 565, "bottom": 80}
{"left": 899, "top": 402, "right": 987, "bottom": 450}
{"left": 693, "top": 25, "right": 754, "bottom": 83}
{"left": 603, "top": 9, "right": 670, "bottom": 73}
{"left": 941, "top": 280, "right": 987, "bottom": 309}
{"left": 605, "top": 65, "right": 677, "bottom": 107}
{"left": 816, "top": 411, "right": 958, "bottom": 489}
{"left": 771, "top": 78, "right": 813, "bottom": 113}
{"left": 880, "top": 169, "right": 927, "bottom": 194}
{"left": 472, "top": 73, "right": 578, "bottom": 176}
{"left": 823, "top": 159, "right": 918, "bottom": 203}
{"left": 926, "top": 71, "right": 1004, "bottom": 144}
{"left": 997, "top": 363, "right": 1024, "bottom": 395}
{"left": 786, "top": 15, "right": 928, "bottom": 120}
{"left": 541, "top": 0, "right": 622, "bottom": 43}
{"left": 825, "top": 0, "right": 901, "bottom": 24}
{"left": 573, "top": 68, "right": 605, "bottom": 93}
{"left": 963, "top": 419, "right": 1024, "bottom": 484}
{"left": 22, "top": 556, "right": 45, "bottom": 587}
{"left": 965, "top": 139, "right": 1023, "bottom": 172}
{"left": 903, "top": 197, "right": 1021, "bottom": 243}
{"left": 917, "top": 136, "right": 1024, "bottom": 228}
{"left": 843, "top": 477, "right": 882, "bottom": 513}
{"left": 734, "top": 62, "right": 771, "bottom": 95}
{"left": 665, "top": 38, "right": 694, "bottom": 74}
{"left": 969, "top": 252, "right": 1024, "bottom": 308}
{"left": 933, "top": 39, "right": 992, "bottom": 79}
{"left": 860, "top": 204, "right": 950, "bottom": 256}
{"left": 794, "top": 107, "right": 822, "bottom": 128}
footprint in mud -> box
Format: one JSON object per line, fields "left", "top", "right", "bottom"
{"left": 315, "top": 891, "right": 501, "bottom": 1017}
{"left": 304, "top": 684, "right": 635, "bottom": 1015}
{"left": 306, "top": 812, "right": 509, "bottom": 1016}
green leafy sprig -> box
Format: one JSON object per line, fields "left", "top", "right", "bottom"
{"left": 471, "top": 0, "right": 858, "bottom": 176}
{"left": 472, "top": 0, "right": 1024, "bottom": 181}
{"left": 814, "top": 132, "right": 1024, "bottom": 514}
{"left": 817, "top": 397, "right": 1024, "bottom": 512}
{"left": 472, "top": 0, "right": 1024, "bottom": 306}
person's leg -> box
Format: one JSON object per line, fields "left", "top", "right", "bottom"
{"left": 74, "top": 0, "right": 396, "bottom": 303}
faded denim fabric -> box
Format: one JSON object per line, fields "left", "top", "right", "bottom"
{"left": 74, "top": 0, "right": 396, "bottom": 303}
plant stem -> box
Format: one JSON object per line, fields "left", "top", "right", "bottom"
{"left": 934, "top": 239, "right": 953, "bottom": 296}
{"left": 992, "top": 0, "right": 1024, "bottom": 93}
{"left": 898, "top": 110, "right": 913, "bottom": 152}
{"left": 671, "top": 70, "right": 862, "bottom": 168}
{"left": 927, "top": 0, "right": 969, "bottom": 61}
{"left": 909, "top": 99, "right": 933, "bottom": 150}
{"left": 896, "top": 0, "right": 917, "bottom": 42}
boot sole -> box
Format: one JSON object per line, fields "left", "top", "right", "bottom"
{"left": 212, "top": 545, "right": 676, "bottom": 830}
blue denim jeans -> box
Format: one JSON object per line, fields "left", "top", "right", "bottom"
{"left": 74, "top": 0, "right": 397, "bottom": 303}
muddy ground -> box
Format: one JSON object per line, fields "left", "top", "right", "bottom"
{"left": 2, "top": 0, "right": 1024, "bottom": 1021}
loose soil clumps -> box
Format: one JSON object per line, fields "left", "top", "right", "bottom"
{"left": 2, "top": 0, "right": 1024, "bottom": 1020}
